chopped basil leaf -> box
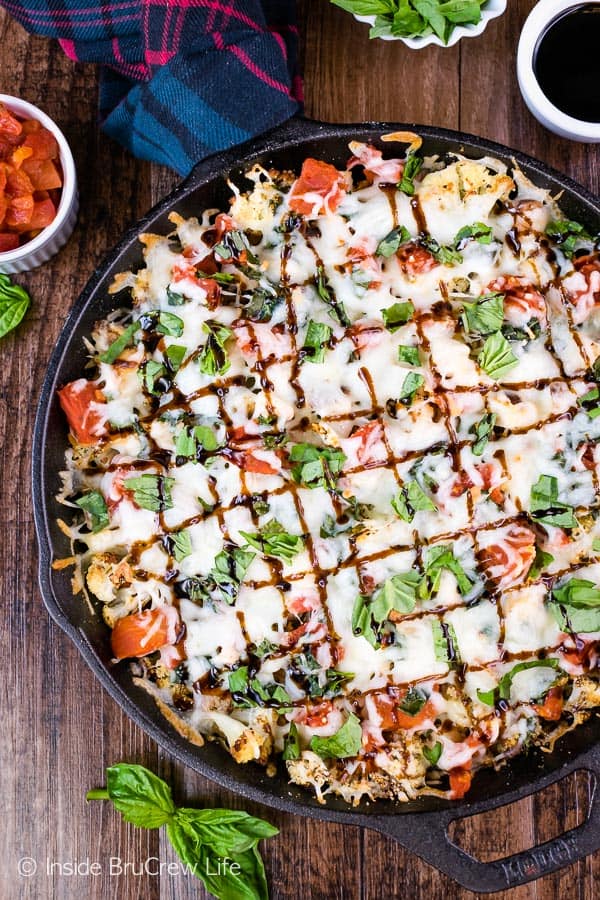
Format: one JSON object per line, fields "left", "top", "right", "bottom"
{"left": 156, "top": 311, "right": 184, "bottom": 337}
{"left": 527, "top": 546, "right": 554, "bottom": 581}
{"left": 477, "top": 659, "right": 560, "bottom": 706}
{"left": 545, "top": 219, "right": 591, "bottom": 258}
{"left": 175, "top": 424, "right": 221, "bottom": 459}
{"left": 478, "top": 331, "right": 518, "bottom": 380}
{"left": 100, "top": 322, "right": 140, "bottom": 363}
{"left": 431, "top": 619, "right": 461, "bottom": 664}
{"left": 165, "top": 344, "right": 186, "bottom": 373}
{"left": 549, "top": 577, "right": 600, "bottom": 633}
{"left": 310, "top": 713, "right": 362, "bottom": 759}
{"left": 171, "top": 529, "right": 192, "bottom": 562}
{"left": 454, "top": 222, "right": 493, "bottom": 248}
{"left": 462, "top": 293, "right": 504, "bottom": 335}
{"left": 207, "top": 546, "right": 255, "bottom": 604}
{"left": 228, "top": 666, "right": 249, "bottom": 694}
{"left": 240, "top": 519, "right": 304, "bottom": 562}
{"left": 501, "top": 318, "right": 542, "bottom": 343}
{"left": 302, "top": 320, "right": 333, "bottom": 363}
{"left": 351, "top": 594, "right": 380, "bottom": 648}
{"left": 398, "top": 153, "right": 423, "bottom": 196}
{"left": 142, "top": 359, "right": 167, "bottom": 395}
{"left": 371, "top": 571, "right": 422, "bottom": 620}
{"left": 199, "top": 320, "right": 232, "bottom": 376}
{"left": 397, "top": 345, "right": 420, "bottom": 366}
{"left": 316, "top": 265, "right": 350, "bottom": 327}
{"left": 420, "top": 235, "right": 463, "bottom": 266}
{"left": 423, "top": 544, "right": 472, "bottom": 597}
{"left": 289, "top": 443, "right": 346, "bottom": 490}
{"left": 282, "top": 723, "right": 300, "bottom": 761}
{"left": 124, "top": 474, "right": 174, "bottom": 512}
{"left": 75, "top": 490, "right": 109, "bottom": 532}
{"left": 214, "top": 229, "right": 258, "bottom": 264}
{"left": 398, "top": 686, "right": 427, "bottom": 716}
{"left": 376, "top": 225, "right": 411, "bottom": 257}
{"left": 391, "top": 481, "right": 436, "bottom": 522}
{"left": 470, "top": 412, "right": 497, "bottom": 456}
{"left": 530, "top": 474, "right": 578, "bottom": 529}
{"left": 244, "top": 287, "right": 283, "bottom": 322}
{"left": 253, "top": 638, "right": 278, "bottom": 659}
{"left": 166, "top": 286, "right": 185, "bottom": 306}
{"left": 381, "top": 300, "right": 415, "bottom": 331}
{"left": 399, "top": 371, "right": 424, "bottom": 405}
{"left": 423, "top": 741, "right": 442, "bottom": 765}
{"left": 578, "top": 386, "right": 600, "bottom": 419}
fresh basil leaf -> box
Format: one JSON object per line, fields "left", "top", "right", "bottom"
{"left": 376, "top": 225, "right": 411, "bottom": 257}
{"left": 289, "top": 442, "right": 346, "bottom": 490}
{"left": 530, "top": 473, "right": 578, "bottom": 529}
{"left": 124, "top": 474, "right": 174, "bottom": 512}
{"left": 352, "top": 594, "right": 380, "bottom": 648}
{"left": 199, "top": 320, "right": 232, "bottom": 376}
{"left": 332, "top": 0, "right": 396, "bottom": 14}
{"left": 390, "top": 1, "right": 425, "bottom": 35}
{"left": 412, "top": 0, "right": 447, "bottom": 39}
{"left": 477, "top": 659, "right": 560, "bottom": 706}
{"left": 302, "top": 320, "right": 333, "bottom": 363}
{"left": 454, "top": 222, "right": 493, "bottom": 248}
{"left": 316, "top": 265, "right": 350, "bottom": 326}
{"left": 240, "top": 519, "right": 304, "bottom": 562}
{"left": 438, "top": 0, "right": 484, "bottom": 24}
{"left": 245, "top": 287, "right": 283, "bottom": 323}
{"left": 462, "top": 293, "right": 504, "bottom": 335}
{"left": 75, "top": 490, "right": 109, "bottom": 532}
{"left": 100, "top": 322, "right": 140, "bottom": 363}
{"left": 423, "top": 741, "right": 442, "bottom": 765}
{"left": 0, "top": 273, "right": 30, "bottom": 338}
{"left": 478, "top": 331, "right": 518, "bottom": 380}
{"left": 470, "top": 412, "right": 497, "bottom": 456}
{"left": 310, "top": 713, "right": 362, "bottom": 759}
{"left": 391, "top": 480, "right": 436, "bottom": 522}
{"left": 171, "top": 529, "right": 192, "bottom": 562}
{"left": 229, "top": 666, "right": 249, "bottom": 694}
{"left": 399, "top": 371, "right": 425, "bottom": 405}
{"left": 398, "top": 153, "right": 423, "bottom": 196}
{"left": 381, "top": 300, "right": 415, "bottom": 331}
{"left": 397, "top": 344, "right": 420, "bottom": 366}
{"left": 99, "top": 763, "right": 175, "bottom": 829}
{"left": 282, "top": 723, "right": 300, "bottom": 761}
{"left": 165, "top": 343, "right": 186, "bottom": 373}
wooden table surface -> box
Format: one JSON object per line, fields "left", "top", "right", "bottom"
{"left": 1, "top": 1, "right": 599, "bottom": 898}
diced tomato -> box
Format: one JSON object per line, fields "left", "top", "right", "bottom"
{"left": 171, "top": 261, "right": 197, "bottom": 283}
{"left": 397, "top": 241, "right": 438, "bottom": 276}
{"left": 5, "top": 194, "right": 34, "bottom": 228}
{"left": 0, "top": 102, "right": 22, "bottom": 137}
{"left": 449, "top": 766, "right": 473, "bottom": 799}
{"left": 6, "top": 168, "right": 34, "bottom": 197}
{"left": 22, "top": 157, "right": 62, "bottom": 191}
{"left": 27, "top": 197, "right": 56, "bottom": 231}
{"left": 302, "top": 700, "right": 333, "bottom": 728}
{"left": 533, "top": 686, "right": 563, "bottom": 721}
{"left": 450, "top": 471, "right": 474, "bottom": 497}
{"left": 348, "top": 320, "right": 386, "bottom": 352}
{"left": 395, "top": 697, "right": 435, "bottom": 730}
{"left": 111, "top": 608, "right": 173, "bottom": 660}
{"left": 289, "top": 158, "right": 345, "bottom": 216}
{"left": 351, "top": 420, "right": 386, "bottom": 465}
{"left": 10, "top": 144, "right": 33, "bottom": 169}
{"left": 197, "top": 277, "right": 220, "bottom": 309}
{"left": 0, "top": 232, "right": 19, "bottom": 252}
{"left": 229, "top": 449, "right": 280, "bottom": 474}
{"left": 476, "top": 461, "right": 506, "bottom": 505}
{"left": 57, "top": 378, "right": 106, "bottom": 445}
{"left": 23, "top": 126, "right": 58, "bottom": 160}
{"left": 369, "top": 690, "right": 434, "bottom": 731}
{"left": 487, "top": 275, "right": 547, "bottom": 326}
{"left": 480, "top": 524, "right": 537, "bottom": 590}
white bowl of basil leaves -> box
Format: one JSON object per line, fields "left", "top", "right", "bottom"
{"left": 333, "top": 0, "right": 507, "bottom": 47}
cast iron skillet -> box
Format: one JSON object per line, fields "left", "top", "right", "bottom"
{"left": 33, "top": 118, "right": 600, "bottom": 893}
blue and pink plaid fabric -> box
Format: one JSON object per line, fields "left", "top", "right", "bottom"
{"left": 1, "top": 0, "right": 301, "bottom": 174}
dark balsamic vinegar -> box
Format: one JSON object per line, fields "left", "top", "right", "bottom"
{"left": 533, "top": 3, "right": 600, "bottom": 123}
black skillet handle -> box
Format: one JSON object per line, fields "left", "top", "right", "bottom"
{"left": 368, "top": 761, "right": 600, "bottom": 893}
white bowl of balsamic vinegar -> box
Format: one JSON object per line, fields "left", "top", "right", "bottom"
{"left": 517, "top": 1, "right": 600, "bottom": 142}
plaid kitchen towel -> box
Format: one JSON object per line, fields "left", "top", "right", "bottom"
{"left": 1, "top": 0, "right": 301, "bottom": 174}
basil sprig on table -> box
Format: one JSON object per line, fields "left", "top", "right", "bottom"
{"left": 331, "top": 0, "right": 490, "bottom": 45}
{"left": 87, "top": 763, "right": 278, "bottom": 900}
{"left": 0, "top": 273, "right": 31, "bottom": 339}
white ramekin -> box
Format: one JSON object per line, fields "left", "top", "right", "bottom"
{"left": 0, "top": 95, "right": 79, "bottom": 274}
{"left": 517, "top": 0, "right": 600, "bottom": 142}
{"left": 353, "top": 0, "right": 506, "bottom": 48}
